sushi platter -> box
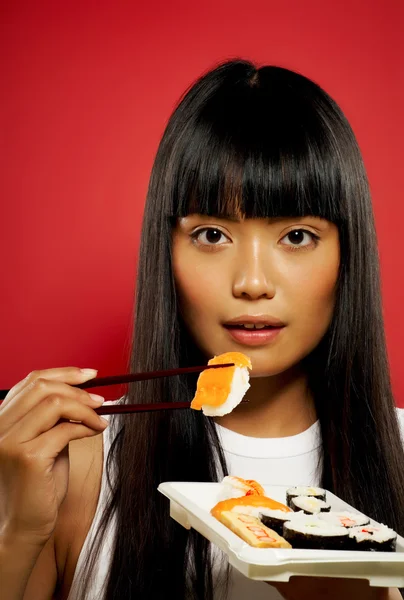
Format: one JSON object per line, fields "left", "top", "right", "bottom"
{"left": 158, "top": 481, "right": 404, "bottom": 587}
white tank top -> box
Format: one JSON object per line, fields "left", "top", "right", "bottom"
{"left": 67, "top": 407, "right": 404, "bottom": 600}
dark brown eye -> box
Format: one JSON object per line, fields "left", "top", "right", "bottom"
{"left": 205, "top": 229, "right": 222, "bottom": 243}
{"left": 194, "top": 228, "right": 229, "bottom": 245}
{"left": 287, "top": 230, "right": 305, "bottom": 245}
{"left": 280, "top": 229, "right": 318, "bottom": 248}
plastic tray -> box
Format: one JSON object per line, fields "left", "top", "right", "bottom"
{"left": 158, "top": 482, "right": 404, "bottom": 587}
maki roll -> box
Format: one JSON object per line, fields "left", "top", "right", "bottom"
{"left": 283, "top": 516, "right": 349, "bottom": 550}
{"left": 349, "top": 525, "right": 397, "bottom": 552}
{"left": 319, "top": 511, "right": 370, "bottom": 528}
{"left": 257, "top": 508, "right": 304, "bottom": 536}
{"left": 290, "top": 495, "right": 331, "bottom": 515}
{"left": 191, "top": 352, "right": 252, "bottom": 416}
{"left": 286, "top": 486, "right": 326, "bottom": 507}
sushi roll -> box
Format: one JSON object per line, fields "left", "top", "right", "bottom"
{"left": 349, "top": 525, "right": 397, "bottom": 552}
{"left": 290, "top": 495, "right": 331, "bottom": 515}
{"left": 220, "top": 476, "right": 265, "bottom": 500}
{"left": 283, "top": 516, "right": 349, "bottom": 550}
{"left": 191, "top": 352, "right": 252, "bottom": 417}
{"left": 257, "top": 508, "right": 304, "bottom": 536}
{"left": 319, "top": 511, "right": 370, "bottom": 529}
{"left": 286, "top": 486, "right": 326, "bottom": 507}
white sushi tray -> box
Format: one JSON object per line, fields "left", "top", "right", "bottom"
{"left": 158, "top": 482, "right": 404, "bottom": 587}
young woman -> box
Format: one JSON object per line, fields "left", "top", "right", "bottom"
{"left": 1, "top": 60, "right": 404, "bottom": 600}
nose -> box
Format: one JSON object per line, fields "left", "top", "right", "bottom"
{"left": 232, "top": 242, "right": 276, "bottom": 301}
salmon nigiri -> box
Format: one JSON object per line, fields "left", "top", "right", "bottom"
{"left": 190, "top": 352, "right": 252, "bottom": 417}
{"left": 211, "top": 494, "right": 291, "bottom": 519}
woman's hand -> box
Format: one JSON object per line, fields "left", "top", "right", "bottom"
{"left": 0, "top": 367, "right": 108, "bottom": 548}
{"left": 270, "top": 577, "right": 401, "bottom": 600}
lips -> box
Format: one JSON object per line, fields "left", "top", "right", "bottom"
{"left": 223, "top": 315, "right": 286, "bottom": 346}
{"left": 227, "top": 323, "right": 273, "bottom": 330}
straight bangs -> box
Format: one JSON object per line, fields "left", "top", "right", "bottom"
{"left": 165, "top": 63, "right": 348, "bottom": 224}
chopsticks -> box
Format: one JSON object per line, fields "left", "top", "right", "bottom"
{"left": 73, "top": 363, "right": 234, "bottom": 390}
{"left": 95, "top": 402, "right": 192, "bottom": 415}
{"left": 0, "top": 363, "right": 235, "bottom": 414}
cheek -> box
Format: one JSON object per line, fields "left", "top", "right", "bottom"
{"left": 177, "top": 265, "right": 218, "bottom": 308}
{"left": 285, "top": 256, "right": 339, "bottom": 337}
{"left": 172, "top": 247, "right": 226, "bottom": 327}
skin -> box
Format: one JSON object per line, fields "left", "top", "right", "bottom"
{"left": 172, "top": 214, "right": 339, "bottom": 437}
{"left": 172, "top": 214, "right": 400, "bottom": 599}
{"left": 0, "top": 367, "right": 107, "bottom": 600}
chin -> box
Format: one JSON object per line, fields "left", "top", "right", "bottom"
{"left": 248, "top": 359, "right": 304, "bottom": 379}
{"left": 249, "top": 367, "right": 287, "bottom": 378}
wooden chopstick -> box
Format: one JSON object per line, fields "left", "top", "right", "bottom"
{"left": 74, "top": 363, "right": 235, "bottom": 390}
{"left": 94, "top": 402, "right": 191, "bottom": 415}
{"left": 0, "top": 363, "right": 235, "bottom": 402}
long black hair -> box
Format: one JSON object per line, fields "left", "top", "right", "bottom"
{"left": 78, "top": 60, "right": 404, "bottom": 599}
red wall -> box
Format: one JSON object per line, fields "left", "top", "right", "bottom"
{"left": 1, "top": 1, "right": 404, "bottom": 404}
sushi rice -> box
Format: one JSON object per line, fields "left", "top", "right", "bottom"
{"left": 191, "top": 352, "right": 252, "bottom": 417}
{"left": 231, "top": 503, "right": 279, "bottom": 517}
{"left": 200, "top": 365, "right": 250, "bottom": 417}
{"left": 319, "top": 511, "right": 370, "bottom": 528}
{"left": 349, "top": 525, "right": 397, "bottom": 551}
{"left": 290, "top": 495, "right": 331, "bottom": 514}
{"left": 286, "top": 486, "right": 326, "bottom": 507}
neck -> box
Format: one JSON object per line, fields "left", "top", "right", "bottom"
{"left": 214, "top": 365, "right": 317, "bottom": 438}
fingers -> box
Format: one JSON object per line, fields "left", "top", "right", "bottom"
{"left": 1, "top": 367, "right": 98, "bottom": 407}
{"left": 31, "top": 421, "right": 107, "bottom": 460}
{"left": 0, "top": 378, "right": 103, "bottom": 435}
{"left": 7, "top": 395, "right": 108, "bottom": 444}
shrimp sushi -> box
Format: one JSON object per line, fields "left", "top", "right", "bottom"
{"left": 190, "top": 352, "right": 252, "bottom": 417}
{"left": 221, "top": 476, "right": 265, "bottom": 499}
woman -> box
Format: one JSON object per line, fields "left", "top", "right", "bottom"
{"left": 1, "top": 60, "right": 403, "bottom": 600}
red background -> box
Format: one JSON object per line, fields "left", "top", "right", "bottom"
{"left": 1, "top": 1, "right": 403, "bottom": 404}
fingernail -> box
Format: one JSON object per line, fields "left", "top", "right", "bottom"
{"left": 89, "top": 393, "right": 104, "bottom": 404}
{"left": 80, "top": 368, "right": 98, "bottom": 376}
{"left": 99, "top": 416, "right": 109, "bottom": 427}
